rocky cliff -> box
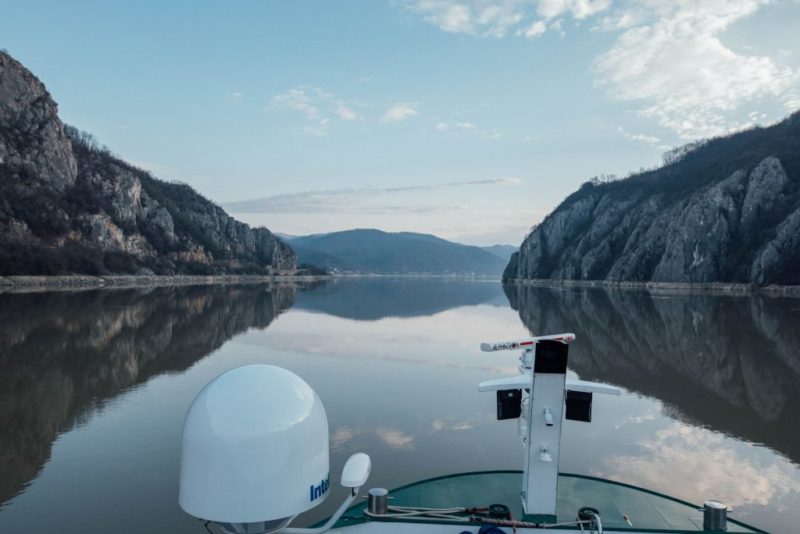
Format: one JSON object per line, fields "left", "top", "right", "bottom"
{"left": 0, "top": 51, "right": 295, "bottom": 275}
{"left": 505, "top": 113, "right": 800, "bottom": 285}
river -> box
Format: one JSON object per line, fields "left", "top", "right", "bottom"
{"left": 0, "top": 278, "right": 798, "bottom": 532}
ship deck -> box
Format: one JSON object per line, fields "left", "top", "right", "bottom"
{"left": 331, "top": 471, "right": 764, "bottom": 532}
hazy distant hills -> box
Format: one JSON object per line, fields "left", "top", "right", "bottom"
{"left": 285, "top": 229, "right": 509, "bottom": 275}
{"left": 481, "top": 244, "right": 517, "bottom": 262}
{"left": 505, "top": 112, "right": 800, "bottom": 285}
{"left": 0, "top": 52, "right": 294, "bottom": 276}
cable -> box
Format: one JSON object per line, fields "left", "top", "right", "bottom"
{"left": 363, "top": 505, "right": 492, "bottom": 522}
{"left": 473, "top": 516, "right": 596, "bottom": 529}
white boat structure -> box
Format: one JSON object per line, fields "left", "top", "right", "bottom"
{"left": 178, "top": 334, "right": 765, "bottom": 534}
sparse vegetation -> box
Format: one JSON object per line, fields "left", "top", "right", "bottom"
{"left": 1, "top": 120, "right": 295, "bottom": 275}
{"left": 508, "top": 110, "right": 800, "bottom": 284}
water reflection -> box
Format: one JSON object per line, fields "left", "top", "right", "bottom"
{"left": 597, "top": 421, "right": 797, "bottom": 509}
{"left": 295, "top": 277, "right": 504, "bottom": 320}
{"left": 0, "top": 280, "right": 798, "bottom": 533}
{"left": 0, "top": 284, "right": 296, "bottom": 507}
{"left": 504, "top": 284, "right": 800, "bottom": 465}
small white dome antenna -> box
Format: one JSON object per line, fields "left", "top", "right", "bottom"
{"left": 179, "top": 365, "right": 371, "bottom": 534}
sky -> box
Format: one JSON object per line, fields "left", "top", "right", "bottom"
{"left": 2, "top": 0, "right": 799, "bottom": 245}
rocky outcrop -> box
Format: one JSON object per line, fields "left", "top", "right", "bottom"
{"left": 0, "top": 51, "right": 295, "bottom": 275}
{"left": 0, "top": 53, "right": 76, "bottom": 191}
{"left": 505, "top": 114, "right": 800, "bottom": 285}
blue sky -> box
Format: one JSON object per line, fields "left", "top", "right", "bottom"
{"left": 2, "top": 0, "right": 799, "bottom": 245}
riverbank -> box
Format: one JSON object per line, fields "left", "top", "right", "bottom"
{"left": 0, "top": 274, "right": 332, "bottom": 293}
{"left": 504, "top": 277, "right": 800, "bottom": 296}
{"left": 5, "top": 274, "right": 800, "bottom": 296}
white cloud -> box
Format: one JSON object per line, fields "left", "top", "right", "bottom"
{"left": 522, "top": 20, "right": 546, "bottom": 38}
{"left": 594, "top": 0, "right": 799, "bottom": 139}
{"left": 456, "top": 120, "right": 502, "bottom": 139}
{"left": 223, "top": 177, "right": 521, "bottom": 214}
{"left": 267, "top": 86, "right": 366, "bottom": 135}
{"left": 409, "top": 0, "right": 473, "bottom": 34}
{"left": 406, "top": 0, "right": 611, "bottom": 38}
{"left": 405, "top": 0, "right": 800, "bottom": 139}
{"left": 268, "top": 87, "right": 327, "bottom": 117}
{"left": 617, "top": 126, "right": 666, "bottom": 149}
{"left": 226, "top": 91, "right": 243, "bottom": 102}
{"left": 537, "top": 0, "right": 611, "bottom": 20}
{"left": 407, "top": 0, "right": 529, "bottom": 38}
{"left": 381, "top": 102, "right": 420, "bottom": 122}
{"left": 335, "top": 104, "right": 362, "bottom": 121}
{"left": 433, "top": 120, "right": 500, "bottom": 138}
{"left": 475, "top": 4, "right": 524, "bottom": 37}
{"left": 267, "top": 86, "right": 332, "bottom": 135}
{"left": 304, "top": 117, "right": 331, "bottom": 137}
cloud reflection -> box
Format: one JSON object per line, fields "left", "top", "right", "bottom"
{"left": 595, "top": 423, "right": 800, "bottom": 508}
{"left": 376, "top": 427, "right": 415, "bottom": 450}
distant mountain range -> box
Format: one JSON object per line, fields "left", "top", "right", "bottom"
{"left": 0, "top": 52, "right": 294, "bottom": 276}
{"left": 505, "top": 112, "right": 800, "bottom": 285}
{"left": 481, "top": 244, "right": 517, "bottom": 262}
{"left": 283, "top": 229, "right": 509, "bottom": 275}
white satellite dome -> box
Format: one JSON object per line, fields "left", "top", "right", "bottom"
{"left": 179, "top": 365, "right": 330, "bottom": 532}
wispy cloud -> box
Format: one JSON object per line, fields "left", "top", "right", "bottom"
{"left": 537, "top": 0, "right": 611, "bottom": 20}
{"left": 403, "top": 1, "right": 800, "bottom": 139}
{"left": 335, "top": 104, "right": 363, "bottom": 121}
{"left": 434, "top": 120, "right": 501, "bottom": 139}
{"left": 266, "top": 86, "right": 365, "bottom": 135}
{"left": 267, "top": 86, "right": 333, "bottom": 135}
{"left": 405, "top": 0, "right": 610, "bottom": 38}
{"left": 407, "top": 0, "right": 525, "bottom": 37}
{"left": 458, "top": 121, "right": 500, "bottom": 139}
{"left": 226, "top": 91, "right": 243, "bottom": 103}
{"left": 617, "top": 126, "right": 667, "bottom": 150}
{"left": 520, "top": 19, "right": 546, "bottom": 38}
{"left": 223, "top": 177, "right": 521, "bottom": 214}
{"left": 594, "top": 1, "right": 799, "bottom": 139}
{"left": 381, "top": 102, "right": 420, "bottom": 122}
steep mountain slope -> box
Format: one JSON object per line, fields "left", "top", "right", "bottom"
{"left": 0, "top": 51, "right": 294, "bottom": 275}
{"left": 505, "top": 112, "right": 800, "bottom": 285}
{"left": 287, "top": 229, "right": 508, "bottom": 275}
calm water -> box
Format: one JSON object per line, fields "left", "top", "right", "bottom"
{"left": 1, "top": 279, "right": 799, "bottom": 533}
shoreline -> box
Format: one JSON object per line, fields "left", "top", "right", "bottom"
{"left": 504, "top": 277, "right": 800, "bottom": 296}
{"left": 0, "top": 274, "right": 332, "bottom": 293}
{"left": 3, "top": 274, "right": 800, "bottom": 296}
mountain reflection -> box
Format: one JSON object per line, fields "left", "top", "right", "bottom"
{"left": 0, "top": 284, "right": 296, "bottom": 507}
{"left": 504, "top": 284, "right": 800, "bottom": 464}
{"left": 295, "top": 278, "right": 504, "bottom": 320}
